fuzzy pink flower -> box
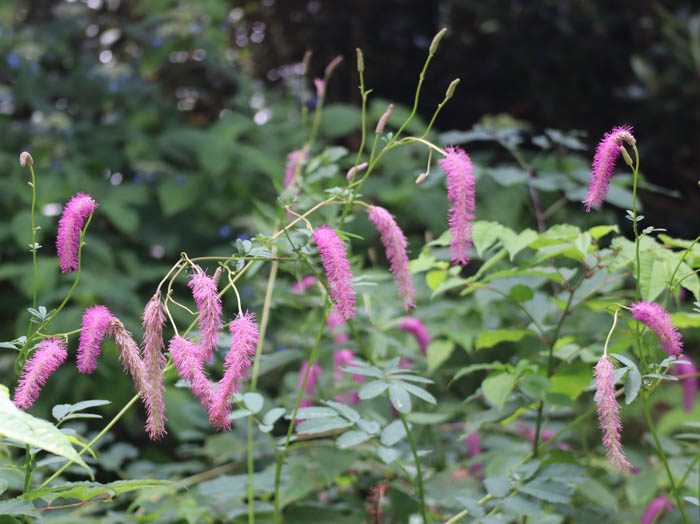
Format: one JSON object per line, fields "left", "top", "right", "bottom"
{"left": 209, "top": 312, "right": 260, "bottom": 430}
{"left": 77, "top": 305, "right": 114, "bottom": 374}
{"left": 293, "top": 275, "right": 317, "bottom": 293}
{"left": 298, "top": 361, "right": 322, "bottom": 396}
{"left": 671, "top": 357, "right": 698, "bottom": 412}
{"left": 107, "top": 317, "right": 147, "bottom": 391}
{"left": 333, "top": 349, "right": 364, "bottom": 404}
{"left": 641, "top": 496, "right": 672, "bottom": 524}
{"left": 283, "top": 147, "right": 308, "bottom": 189}
{"left": 188, "top": 266, "right": 223, "bottom": 363}
{"left": 169, "top": 336, "right": 214, "bottom": 410}
{"left": 465, "top": 432, "right": 484, "bottom": 474}
{"left": 517, "top": 423, "right": 570, "bottom": 451}
{"left": 438, "top": 147, "right": 476, "bottom": 265}
{"left": 594, "top": 355, "right": 632, "bottom": 472}
{"left": 399, "top": 317, "right": 430, "bottom": 353}
{"left": 631, "top": 301, "right": 683, "bottom": 357}
{"left": 584, "top": 125, "right": 636, "bottom": 212}
{"left": 327, "top": 310, "right": 346, "bottom": 331}
{"left": 141, "top": 292, "right": 167, "bottom": 440}
{"left": 368, "top": 206, "right": 416, "bottom": 310}
{"left": 56, "top": 193, "right": 98, "bottom": 273}
{"left": 313, "top": 225, "right": 356, "bottom": 319}
{"left": 13, "top": 338, "right": 68, "bottom": 409}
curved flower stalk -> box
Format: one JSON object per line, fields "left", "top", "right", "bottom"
{"left": 13, "top": 338, "right": 68, "bottom": 409}
{"left": 398, "top": 317, "right": 430, "bottom": 353}
{"left": 671, "top": 356, "right": 698, "bottom": 412}
{"left": 594, "top": 354, "right": 632, "bottom": 472}
{"left": 333, "top": 349, "right": 364, "bottom": 404}
{"left": 584, "top": 125, "right": 635, "bottom": 212}
{"left": 367, "top": 205, "right": 415, "bottom": 310}
{"left": 188, "top": 266, "right": 224, "bottom": 363}
{"left": 77, "top": 305, "right": 114, "bottom": 374}
{"left": 640, "top": 496, "right": 672, "bottom": 524}
{"left": 141, "top": 292, "right": 168, "bottom": 440}
{"left": 631, "top": 301, "right": 683, "bottom": 357}
{"left": 169, "top": 335, "right": 214, "bottom": 411}
{"left": 56, "top": 192, "right": 98, "bottom": 273}
{"left": 438, "top": 146, "right": 476, "bottom": 266}
{"left": 312, "top": 225, "right": 356, "bottom": 320}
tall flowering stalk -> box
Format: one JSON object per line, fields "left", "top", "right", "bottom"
{"left": 631, "top": 301, "right": 683, "bottom": 357}
{"left": 312, "top": 225, "right": 356, "bottom": 320}
{"left": 13, "top": 338, "right": 68, "bottom": 409}
{"left": 367, "top": 205, "right": 415, "bottom": 310}
{"left": 671, "top": 357, "right": 698, "bottom": 412}
{"left": 438, "top": 146, "right": 476, "bottom": 265}
{"left": 169, "top": 336, "right": 213, "bottom": 410}
{"left": 584, "top": 125, "right": 635, "bottom": 212}
{"left": 594, "top": 354, "right": 632, "bottom": 472}
{"left": 56, "top": 193, "right": 98, "bottom": 273}
{"left": 77, "top": 305, "right": 114, "bottom": 374}
{"left": 141, "top": 292, "right": 168, "bottom": 440}
{"left": 399, "top": 317, "right": 430, "bottom": 353}
{"left": 188, "top": 266, "right": 223, "bottom": 363}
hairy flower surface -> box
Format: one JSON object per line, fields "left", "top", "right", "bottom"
{"left": 56, "top": 192, "right": 98, "bottom": 273}
{"left": 438, "top": 146, "right": 475, "bottom": 265}
{"left": 584, "top": 125, "right": 635, "bottom": 212}
{"left": 141, "top": 292, "right": 167, "bottom": 439}
{"left": 368, "top": 206, "right": 415, "bottom": 310}
{"left": 77, "top": 305, "right": 113, "bottom": 374}
{"left": 672, "top": 357, "right": 698, "bottom": 412}
{"left": 399, "top": 317, "right": 430, "bottom": 353}
{"left": 169, "top": 336, "right": 213, "bottom": 410}
{"left": 209, "top": 312, "right": 260, "bottom": 430}
{"left": 313, "top": 225, "right": 356, "bottom": 319}
{"left": 14, "top": 338, "right": 68, "bottom": 409}
{"left": 107, "top": 318, "right": 147, "bottom": 391}
{"left": 631, "top": 301, "right": 683, "bottom": 357}
{"left": 188, "top": 266, "right": 223, "bottom": 363}
{"left": 640, "top": 496, "right": 672, "bottom": 524}
{"left": 594, "top": 355, "right": 632, "bottom": 472}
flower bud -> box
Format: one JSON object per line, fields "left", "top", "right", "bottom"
{"left": 415, "top": 172, "right": 428, "bottom": 184}
{"left": 324, "top": 55, "right": 343, "bottom": 77}
{"left": 445, "top": 78, "right": 460, "bottom": 100}
{"left": 620, "top": 145, "right": 633, "bottom": 167}
{"left": 19, "top": 151, "right": 33, "bottom": 167}
{"left": 429, "top": 28, "right": 447, "bottom": 55}
{"left": 356, "top": 48, "right": 364, "bottom": 73}
{"left": 375, "top": 103, "right": 394, "bottom": 135}
{"left": 346, "top": 162, "right": 368, "bottom": 181}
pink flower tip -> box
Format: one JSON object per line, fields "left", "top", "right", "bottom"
{"left": 641, "top": 496, "right": 672, "bottom": 524}
{"left": 77, "top": 305, "right": 114, "bottom": 374}
{"left": 438, "top": 146, "right": 475, "bottom": 265}
{"left": 399, "top": 317, "right": 430, "bottom": 353}
{"left": 584, "top": 125, "right": 635, "bottom": 212}
{"left": 293, "top": 275, "right": 317, "bottom": 293}
{"left": 188, "top": 266, "right": 224, "bottom": 363}
{"left": 13, "top": 338, "right": 68, "bottom": 409}
{"left": 56, "top": 192, "right": 98, "bottom": 273}
{"left": 631, "top": 301, "right": 683, "bottom": 357}
{"left": 298, "top": 361, "right": 322, "bottom": 396}
{"left": 671, "top": 357, "right": 698, "bottom": 412}
{"left": 313, "top": 225, "right": 357, "bottom": 320}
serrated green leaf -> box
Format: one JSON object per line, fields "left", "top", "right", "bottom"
{"left": 502, "top": 495, "right": 541, "bottom": 517}
{"left": 510, "top": 284, "right": 534, "bottom": 302}
{"left": 388, "top": 383, "right": 411, "bottom": 414}
{"left": 0, "top": 498, "right": 39, "bottom": 517}
{"left": 24, "top": 479, "right": 170, "bottom": 503}
{"left": 243, "top": 393, "right": 263, "bottom": 413}
{"left": 426, "top": 270, "right": 447, "bottom": 291}
{"left": 52, "top": 399, "right": 110, "bottom": 421}
{"left": 359, "top": 380, "right": 388, "bottom": 400}
{"left": 325, "top": 400, "right": 360, "bottom": 422}
{"left": 285, "top": 407, "right": 337, "bottom": 420}
{"left": 336, "top": 430, "right": 370, "bottom": 449}
{"left": 475, "top": 329, "right": 538, "bottom": 350}
{"left": 398, "top": 382, "right": 436, "bottom": 404}
{"left": 484, "top": 476, "right": 510, "bottom": 497}
{"left": 482, "top": 373, "right": 516, "bottom": 411}
{"left": 380, "top": 419, "right": 407, "bottom": 446}
{"left": 262, "top": 407, "right": 285, "bottom": 426}
{"left": 519, "top": 479, "right": 572, "bottom": 504}
{"left": 623, "top": 367, "right": 642, "bottom": 404}
{"left": 296, "top": 416, "right": 352, "bottom": 435}
{"left": 426, "top": 339, "right": 455, "bottom": 374}
{"left": 549, "top": 361, "right": 592, "bottom": 401}
{"left": 376, "top": 446, "right": 400, "bottom": 464}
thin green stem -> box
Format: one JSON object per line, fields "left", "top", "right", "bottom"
{"left": 665, "top": 235, "right": 700, "bottom": 310}
{"left": 398, "top": 412, "right": 427, "bottom": 523}
{"left": 23, "top": 444, "right": 33, "bottom": 492}
{"left": 28, "top": 165, "right": 38, "bottom": 310}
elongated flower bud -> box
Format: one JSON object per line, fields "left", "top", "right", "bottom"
{"left": 107, "top": 317, "right": 147, "bottom": 391}
{"left": 314, "top": 78, "right": 325, "bottom": 99}
{"left": 399, "top": 317, "right": 430, "bottom": 353}
{"left": 209, "top": 312, "right": 260, "bottom": 430}
{"left": 356, "top": 48, "right": 364, "bottom": 73}
{"left": 671, "top": 357, "right": 698, "bottom": 412}
{"left": 375, "top": 104, "right": 394, "bottom": 135}
{"left": 429, "top": 28, "right": 447, "bottom": 55}
{"left": 13, "top": 338, "right": 67, "bottom": 409}
{"left": 584, "top": 125, "right": 635, "bottom": 212}
{"left": 283, "top": 147, "right": 308, "bottom": 189}
{"left": 368, "top": 206, "right": 415, "bottom": 310}
{"left": 445, "top": 78, "right": 460, "bottom": 100}
{"left": 19, "top": 151, "right": 33, "bottom": 167}
{"left": 169, "top": 336, "right": 213, "bottom": 410}
{"left": 641, "top": 496, "right": 672, "bottom": 524}
{"left": 141, "top": 292, "right": 167, "bottom": 440}
{"left": 438, "top": 146, "right": 476, "bottom": 265}
{"left": 56, "top": 192, "right": 98, "bottom": 273}
{"left": 631, "top": 301, "right": 683, "bottom": 357}
{"left": 594, "top": 355, "right": 632, "bottom": 472}
{"left": 313, "top": 225, "right": 357, "bottom": 319}
{"left": 188, "top": 266, "right": 223, "bottom": 363}
{"left": 324, "top": 55, "right": 343, "bottom": 77}
{"left": 77, "top": 305, "right": 114, "bottom": 374}
{"left": 346, "top": 162, "right": 368, "bottom": 181}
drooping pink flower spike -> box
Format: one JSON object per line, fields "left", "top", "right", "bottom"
{"left": 464, "top": 432, "right": 484, "bottom": 474}
{"left": 671, "top": 356, "right": 698, "bottom": 412}
{"left": 77, "top": 305, "right": 114, "bottom": 374}
{"left": 640, "top": 495, "right": 672, "bottom": 524}
{"left": 107, "top": 317, "right": 147, "bottom": 392}
{"left": 584, "top": 125, "right": 636, "bottom": 212}
{"left": 141, "top": 292, "right": 168, "bottom": 440}
{"left": 333, "top": 349, "right": 364, "bottom": 404}
{"left": 312, "top": 225, "right": 357, "bottom": 320}
{"left": 438, "top": 146, "right": 476, "bottom": 265}
{"left": 56, "top": 192, "right": 98, "bottom": 273}
{"left": 399, "top": 317, "right": 430, "bottom": 353}
{"left": 283, "top": 146, "right": 309, "bottom": 190}
{"left": 169, "top": 335, "right": 214, "bottom": 411}
{"left": 631, "top": 301, "right": 683, "bottom": 357}
{"left": 367, "top": 205, "right": 416, "bottom": 310}
{"left": 13, "top": 338, "right": 68, "bottom": 409}
{"left": 188, "top": 266, "right": 224, "bottom": 363}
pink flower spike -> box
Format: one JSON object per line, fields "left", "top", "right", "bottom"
{"left": 399, "top": 317, "right": 430, "bottom": 353}
{"left": 107, "top": 318, "right": 147, "bottom": 392}
{"left": 283, "top": 147, "right": 308, "bottom": 189}
{"left": 56, "top": 192, "right": 98, "bottom": 273}
{"left": 209, "top": 312, "right": 260, "bottom": 430}
{"left": 327, "top": 310, "right": 346, "bottom": 331}
{"left": 465, "top": 432, "right": 484, "bottom": 474}
{"left": 141, "top": 292, "right": 167, "bottom": 440}
{"left": 293, "top": 275, "right": 317, "bottom": 293}
{"left": 671, "top": 357, "right": 698, "bottom": 412}
{"left": 77, "top": 305, "right": 113, "bottom": 374}
{"left": 368, "top": 205, "right": 415, "bottom": 310}
{"left": 13, "top": 338, "right": 68, "bottom": 409}
{"left": 346, "top": 162, "right": 368, "bottom": 181}
{"left": 188, "top": 266, "right": 223, "bottom": 363}
{"left": 584, "top": 125, "right": 636, "bottom": 212}
{"left": 594, "top": 355, "right": 632, "bottom": 472}
{"left": 169, "top": 336, "right": 214, "bottom": 411}
{"left": 313, "top": 225, "right": 357, "bottom": 319}
{"left": 438, "top": 146, "right": 476, "bottom": 265}
{"left": 641, "top": 496, "right": 672, "bottom": 524}
{"left": 631, "top": 301, "right": 683, "bottom": 357}
{"left": 298, "top": 361, "right": 322, "bottom": 396}
{"left": 314, "top": 78, "right": 325, "bottom": 99}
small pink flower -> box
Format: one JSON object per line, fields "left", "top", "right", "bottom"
{"left": 671, "top": 357, "right": 698, "bottom": 412}
{"left": 77, "top": 305, "right": 114, "bottom": 374}
{"left": 368, "top": 206, "right": 416, "bottom": 310}
{"left": 399, "top": 317, "right": 430, "bottom": 353}
{"left": 141, "top": 292, "right": 167, "bottom": 440}
{"left": 188, "top": 266, "right": 223, "bottom": 363}
{"left": 464, "top": 432, "right": 484, "bottom": 474}
{"left": 594, "top": 355, "right": 632, "bottom": 472}
{"left": 641, "top": 496, "right": 672, "bottom": 524}
{"left": 293, "top": 275, "right": 317, "bottom": 293}
{"left": 327, "top": 310, "right": 346, "bottom": 331}
{"left": 346, "top": 162, "right": 368, "bottom": 181}
{"left": 13, "top": 338, "right": 68, "bottom": 409}
{"left": 631, "top": 301, "right": 683, "bottom": 357}
{"left": 56, "top": 193, "right": 98, "bottom": 273}
{"left": 333, "top": 349, "right": 364, "bottom": 404}
{"left": 313, "top": 225, "right": 357, "bottom": 320}
{"left": 283, "top": 147, "right": 309, "bottom": 189}
{"left": 169, "top": 336, "right": 213, "bottom": 411}
{"left": 584, "top": 125, "right": 635, "bottom": 212}
{"left": 298, "top": 361, "right": 322, "bottom": 396}
{"left": 314, "top": 78, "right": 325, "bottom": 99}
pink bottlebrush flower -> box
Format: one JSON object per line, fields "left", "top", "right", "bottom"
{"left": 346, "top": 162, "right": 368, "bottom": 181}
{"left": 77, "top": 305, "right": 114, "bottom": 374}
{"left": 56, "top": 192, "right": 98, "bottom": 273}
{"left": 631, "top": 301, "right": 683, "bottom": 357}
{"left": 594, "top": 355, "right": 632, "bottom": 472}
{"left": 283, "top": 147, "right": 309, "bottom": 189}
{"left": 188, "top": 266, "right": 223, "bottom": 363}
{"left": 141, "top": 292, "right": 168, "bottom": 440}
{"left": 465, "top": 432, "right": 484, "bottom": 474}
{"left": 107, "top": 318, "right": 147, "bottom": 392}
{"left": 293, "top": 275, "right": 317, "bottom": 293}
{"left": 438, "top": 146, "right": 476, "bottom": 265}
{"left": 169, "top": 336, "right": 214, "bottom": 410}
{"left": 209, "top": 312, "right": 260, "bottom": 430}
{"left": 298, "top": 361, "right": 322, "bottom": 396}
{"left": 313, "top": 225, "right": 357, "bottom": 320}
{"left": 327, "top": 310, "right": 346, "bottom": 331}
{"left": 19, "top": 151, "right": 33, "bottom": 167}
{"left": 671, "top": 357, "right": 698, "bottom": 412}
{"left": 584, "top": 125, "right": 636, "bottom": 212}
{"left": 368, "top": 206, "right": 415, "bottom": 310}
{"left": 641, "top": 496, "right": 672, "bottom": 524}
{"left": 333, "top": 349, "right": 364, "bottom": 404}
{"left": 13, "top": 338, "right": 68, "bottom": 409}
{"left": 399, "top": 317, "right": 430, "bottom": 353}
